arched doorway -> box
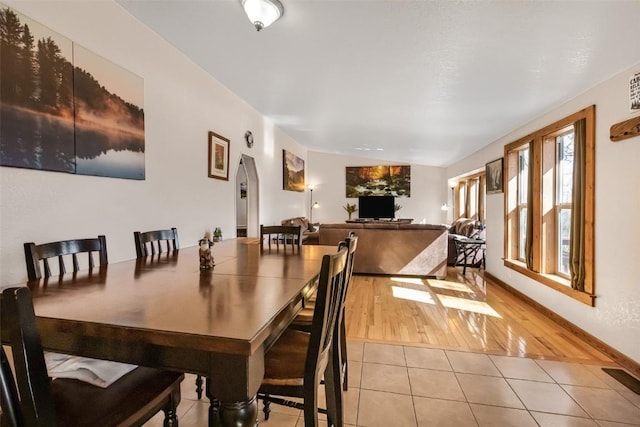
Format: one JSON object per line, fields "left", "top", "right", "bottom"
{"left": 235, "top": 154, "right": 259, "bottom": 237}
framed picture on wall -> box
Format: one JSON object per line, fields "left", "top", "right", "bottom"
{"left": 208, "top": 131, "right": 230, "bottom": 180}
{"left": 282, "top": 149, "right": 305, "bottom": 191}
{"left": 486, "top": 157, "right": 504, "bottom": 194}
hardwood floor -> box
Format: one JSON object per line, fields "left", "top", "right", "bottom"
{"left": 345, "top": 267, "right": 615, "bottom": 365}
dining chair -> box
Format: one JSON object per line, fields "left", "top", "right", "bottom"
{"left": 290, "top": 234, "right": 358, "bottom": 391}
{"left": 258, "top": 244, "right": 348, "bottom": 427}
{"left": 24, "top": 235, "right": 108, "bottom": 281}
{"left": 132, "top": 228, "right": 205, "bottom": 398}
{"left": 260, "top": 225, "right": 302, "bottom": 251}
{"left": 0, "top": 286, "right": 184, "bottom": 427}
{"left": 133, "top": 227, "right": 179, "bottom": 258}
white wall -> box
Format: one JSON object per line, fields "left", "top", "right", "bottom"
{"left": 308, "top": 151, "right": 448, "bottom": 225}
{"left": 0, "top": 1, "right": 308, "bottom": 285}
{"left": 446, "top": 63, "right": 640, "bottom": 363}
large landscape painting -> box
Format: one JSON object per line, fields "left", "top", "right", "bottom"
{"left": 346, "top": 165, "right": 411, "bottom": 197}
{"left": 283, "top": 149, "right": 305, "bottom": 192}
{"left": 0, "top": 4, "right": 145, "bottom": 179}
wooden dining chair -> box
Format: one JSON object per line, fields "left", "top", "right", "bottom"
{"left": 133, "top": 227, "right": 179, "bottom": 258}
{"left": 258, "top": 244, "right": 348, "bottom": 427}
{"left": 0, "top": 286, "right": 184, "bottom": 427}
{"left": 132, "top": 228, "right": 204, "bottom": 398}
{"left": 24, "top": 236, "right": 108, "bottom": 281}
{"left": 260, "top": 225, "right": 302, "bottom": 251}
{"left": 290, "top": 234, "right": 358, "bottom": 392}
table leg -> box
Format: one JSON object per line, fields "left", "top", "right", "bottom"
{"left": 207, "top": 352, "right": 263, "bottom": 427}
{"left": 206, "top": 387, "right": 257, "bottom": 427}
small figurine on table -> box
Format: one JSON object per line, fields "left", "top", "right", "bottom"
{"left": 199, "top": 232, "right": 215, "bottom": 270}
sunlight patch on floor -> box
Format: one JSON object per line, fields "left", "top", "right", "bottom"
{"left": 391, "top": 286, "right": 435, "bottom": 304}
{"left": 436, "top": 294, "right": 502, "bottom": 318}
{"left": 390, "top": 277, "right": 425, "bottom": 286}
{"left": 427, "top": 279, "right": 474, "bottom": 293}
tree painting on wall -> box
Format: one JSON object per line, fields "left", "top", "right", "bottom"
{"left": 0, "top": 5, "right": 75, "bottom": 173}
{"left": 283, "top": 149, "right": 305, "bottom": 192}
{"left": 345, "top": 165, "right": 411, "bottom": 198}
{"left": 0, "top": 4, "right": 145, "bottom": 179}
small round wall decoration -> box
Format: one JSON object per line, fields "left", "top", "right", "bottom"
{"left": 244, "top": 131, "right": 254, "bottom": 148}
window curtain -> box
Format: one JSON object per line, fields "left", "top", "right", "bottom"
{"left": 570, "top": 119, "right": 586, "bottom": 291}
{"left": 525, "top": 144, "right": 534, "bottom": 269}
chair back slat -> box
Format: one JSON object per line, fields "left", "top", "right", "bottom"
{"left": 133, "top": 228, "right": 179, "bottom": 258}
{"left": 24, "top": 236, "right": 108, "bottom": 281}
{"left": 305, "top": 245, "right": 348, "bottom": 388}
{"left": 260, "top": 225, "right": 302, "bottom": 251}
{"left": 1, "top": 287, "right": 57, "bottom": 426}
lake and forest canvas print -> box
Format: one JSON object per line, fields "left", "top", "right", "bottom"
{"left": 0, "top": 4, "right": 145, "bottom": 179}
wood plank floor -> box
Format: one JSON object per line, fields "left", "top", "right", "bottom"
{"left": 345, "top": 267, "right": 615, "bottom": 365}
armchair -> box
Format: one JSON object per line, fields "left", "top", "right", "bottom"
{"left": 447, "top": 218, "right": 484, "bottom": 266}
{"left": 281, "top": 216, "right": 319, "bottom": 244}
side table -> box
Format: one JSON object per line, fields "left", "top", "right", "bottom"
{"left": 454, "top": 237, "right": 486, "bottom": 274}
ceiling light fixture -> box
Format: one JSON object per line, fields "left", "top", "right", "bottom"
{"left": 240, "top": 0, "right": 284, "bottom": 31}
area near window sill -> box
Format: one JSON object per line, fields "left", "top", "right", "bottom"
{"left": 504, "top": 259, "right": 595, "bottom": 306}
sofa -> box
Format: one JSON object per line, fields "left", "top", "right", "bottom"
{"left": 447, "top": 218, "right": 484, "bottom": 266}
{"left": 318, "top": 222, "right": 448, "bottom": 278}
{"left": 281, "top": 217, "right": 319, "bottom": 244}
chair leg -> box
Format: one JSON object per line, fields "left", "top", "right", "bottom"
{"left": 162, "top": 389, "right": 180, "bottom": 427}
{"left": 195, "top": 374, "right": 203, "bottom": 400}
{"left": 324, "top": 349, "right": 344, "bottom": 427}
{"left": 340, "top": 319, "right": 348, "bottom": 391}
{"left": 263, "top": 397, "right": 271, "bottom": 421}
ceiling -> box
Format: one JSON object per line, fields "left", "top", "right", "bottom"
{"left": 117, "top": 0, "right": 640, "bottom": 167}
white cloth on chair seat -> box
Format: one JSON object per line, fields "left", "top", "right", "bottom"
{"left": 45, "top": 352, "right": 137, "bottom": 388}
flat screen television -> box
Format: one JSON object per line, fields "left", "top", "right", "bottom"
{"left": 358, "top": 196, "right": 395, "bottom": 220}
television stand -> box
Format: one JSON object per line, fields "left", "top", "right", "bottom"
{"left": 345, "top": 218, "right": 413, "bottom": 224}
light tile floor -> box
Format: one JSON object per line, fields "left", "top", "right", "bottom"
{"left": 146, "top": 341, "right": 640, "bottom": 427}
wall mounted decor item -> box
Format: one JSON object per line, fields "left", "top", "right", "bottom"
{"left": 486, "top": 157, "right": 504, "bottom": 194}
{"left": 345, "top": 165, "right": 411, "bottom": 198}
{"left": 208, "top": 131, "right": 230, "bottom": 181}
{"left": 630, "top": 71, "right": 640, "bottom": 113}
{"left": 73, "top": 44, "right": 145, "bottom": 179}
{"left": 0, "top": 4, "right": 145, "bottom": 179}
{"left": 282, "top": 149, "right": 305, "bottom": 192}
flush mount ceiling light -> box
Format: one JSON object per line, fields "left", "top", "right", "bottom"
{"left": 240, "top": 0, "right": 284, "bottom": 31}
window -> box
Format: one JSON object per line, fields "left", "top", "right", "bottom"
{"left": 555, "top": 129, "right": 574, "bottom": 277}
{"left": 504, "top": 106, "right": 595, "bottom": 306}
{"left": 517, "top": 147, "right": 529, "bottom": 261}
{"left": 453, "top": 173, "right": 486, "bottom": 223}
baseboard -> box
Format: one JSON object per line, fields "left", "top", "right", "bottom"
{"left": 484, "top": 271, "right": 640, "bottom": 378}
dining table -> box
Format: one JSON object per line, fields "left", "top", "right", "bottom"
{"left": 0, "top": 238, "right": 339, "bottom": 426}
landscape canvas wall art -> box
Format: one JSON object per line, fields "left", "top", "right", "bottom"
{"left": 283, "top": 150, "right": 305, "bottom": 192}
{"left": 0, "top": 5, "right": 75, "bottom": 173}
{"left": 73, "top": 44, "right": 145, "bottom": 179}
{"left": 346, "top": 165, "right": 411, "bottom": 197}
{"left": 0, "top": 4, "right": 145, "bottom": 180}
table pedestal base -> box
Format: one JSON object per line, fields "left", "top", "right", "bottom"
{"left": 208, "top": 393, "right": 258, "bottom": 427}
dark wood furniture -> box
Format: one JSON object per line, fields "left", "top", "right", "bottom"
{"left": 0, "top": 286, "right": 184, "bottom": 427}
{"left": 134, "top": 228, "right": 202, "bottom": 398}
{"left": 134, "top": 227, "right": 179, "bottom": 258}
{"left": 291, "top": 235, "right": 358, "bottom": 392}
{"left": 258, "top": 245, "right": 348, "bottom": 427}
{"left": 24, "top": 236, "right": 108, "bottom": 281}
{"left": 1, "top": 239, "right": 337, "bottom": 427}
{"left": 260, "top": 225, "right": 302, "bottom": 251}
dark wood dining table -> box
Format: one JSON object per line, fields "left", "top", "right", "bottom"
{"left": 1, "top": 238, "right": 338, "bottom": 426}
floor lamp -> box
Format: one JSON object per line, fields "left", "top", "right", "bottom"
{"left": 309, "top": 187, "right": 319, "bottom": 223}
